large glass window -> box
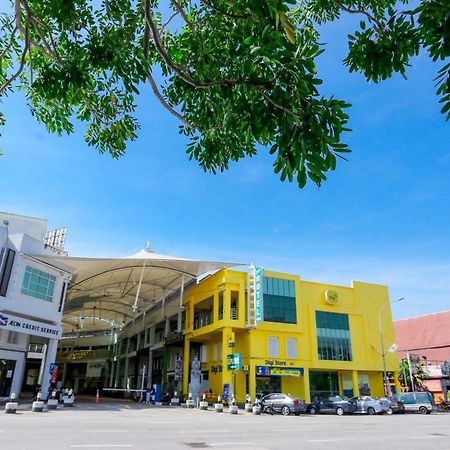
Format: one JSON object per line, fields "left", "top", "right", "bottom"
{"left": 263, "top": 277, "right": 297, "bottom": 323}
{"left": 21, "top": 266, "right": 56, "bottom": 302}
{"left": 316, "top": 311, "right": 352, "bottom": 361}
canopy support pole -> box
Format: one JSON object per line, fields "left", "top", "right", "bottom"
{"left": 132, "top": 261, "right": 146, "bottom": 313}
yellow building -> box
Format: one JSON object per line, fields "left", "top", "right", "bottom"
{"left": 183, "top": 267, "right": 401, "bottom": 403}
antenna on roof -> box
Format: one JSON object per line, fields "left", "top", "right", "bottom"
{"left": 145, "top": 241, "right": 153, "bottom": 252}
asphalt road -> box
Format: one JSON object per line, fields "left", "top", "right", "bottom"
{"left": 2, "top": 402, "right": 450, "bottom": 450}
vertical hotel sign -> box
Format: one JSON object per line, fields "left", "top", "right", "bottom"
{"left": 255, "top": 266, "right": 264, "bottom": 323}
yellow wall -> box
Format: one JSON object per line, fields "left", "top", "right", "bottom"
{"left": 183, "top": 268, "right": 398, "bottom": 403}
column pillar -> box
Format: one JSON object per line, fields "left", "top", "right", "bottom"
{"left": 303, "top": 368, "right": 311, "bottom": 403}
{"left": 61, "top": 362, "right": 68, "bottom": 386}
{"left": 40, "top": 338, "right": 59, "bottom": 400}
{"left": 183, "top": 336, "right": 190, "bottom": 396}
{"left": 177, "top": 310, "right": 183, "bottom": 333}
{"left": 114, "top": 358, "right": 121, "bottom": 388}
{"left": 352, "top": 370, "right": 360, "bottom": 397}
{"left": 393, "top": 371, "right": 402, "bottom": 394}
{"left": 147, "top": 349, "right": 153, "bottom": 388}
{"left": 109, "top": 360, "right": 115, "bottom": 386}
{"left": 338, "top": 371, "right": 343, "bottom": 396}
{"left": 221, "top": 327, "right": 233, "bottom": 398}
{"left": 249, "top": 362, "right": 256, "bottom": 400}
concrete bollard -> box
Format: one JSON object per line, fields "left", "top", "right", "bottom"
{"left": 186, "top": 392, "right": 195, "bottom": 408}
{"left": 199, "top": 393, "right": 208, "bottom": 410}
{"left": 228, "top": 404, "right": 238, "bottom": 414}
{"left": 47, "top": 398, "right": 58, "bottom": 410}
{"left": 214, "top": 403, "right": 224, "bottom": 412}
{"left": 64, "top": 397, "right": 75, "bottom": 407}
{"left": 252, "top": 405, "right": 261, "bottom": 415}
{"left": 32, "top": 401, "right": 45, "bottom": 412}
{"left": 5, "top": 402, "right": 18, "bottom": 414}
{"left": 244, "top": 403, "right": 253, "bottom": 413}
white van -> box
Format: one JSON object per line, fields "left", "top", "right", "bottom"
{"left": 394, "top": 392, "right": 435, "bottom": 414}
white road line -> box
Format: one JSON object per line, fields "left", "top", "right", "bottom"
{"left": 69, "top": 445, "right": 133, "bottom": 448}
{"left": 86, "top": 430, "right": 129, "bottom": 433}
{"left": 210, "top": 443, "right": 253, "bottom": 447}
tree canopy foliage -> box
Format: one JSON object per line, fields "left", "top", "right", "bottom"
{"left": 1, "top": 0, "right": 449, "bottom": 187}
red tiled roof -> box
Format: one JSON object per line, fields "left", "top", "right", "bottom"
{"left": 394, "top": 310, "right": 450, "bottom": 362}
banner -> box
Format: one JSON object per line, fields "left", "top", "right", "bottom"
{"left": 0, "top": 311, "right": 61, "bottom": 339}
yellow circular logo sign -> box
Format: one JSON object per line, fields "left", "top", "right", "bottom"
{"left": 325, "top": 290, "right": 339, "bottom": 305}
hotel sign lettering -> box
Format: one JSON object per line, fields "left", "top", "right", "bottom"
{"left": 255, "top": 266, "right": 264, "bottom": 323}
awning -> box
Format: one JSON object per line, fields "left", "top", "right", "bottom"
{"left": 28, "top": 249, "right": 243, "bottom": 334}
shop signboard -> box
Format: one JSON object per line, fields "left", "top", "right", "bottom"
{"left": 255, "top": 267, "right": 263, "bottom": 323}
{"left": 256, "top": 365, "right": 304, "bottom": 377}
{"left": 227, "top": 353, "right": 242, "bottom": 371}
{"left": 222, "top": 383, "right": 231, "bottom": 400}
{"left": 0, "top": 311, "right": 61, "bottom": 339}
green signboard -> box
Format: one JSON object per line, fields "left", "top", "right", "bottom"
{"left": 255, "top": 266, "right": 263, "bottom": 323}
{"left": 227, "top": 353, "right": 242, "bottom": 371}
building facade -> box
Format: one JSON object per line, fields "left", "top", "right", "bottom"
{"left": 0, "top": 213, "right": 71, "bottom": 400}
{"left": 183, "top": 267, "right": 400, "bottom": 403}
{"left": 394, "top": 311, "right": 450, "bottom": 401}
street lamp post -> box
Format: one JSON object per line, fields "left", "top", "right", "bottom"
{"left": 379, "top": 298, "right": 404, "bottom": 396}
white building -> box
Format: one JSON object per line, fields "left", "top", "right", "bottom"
{"left": 0, "top": 212, "right": 72, "bottom": 400}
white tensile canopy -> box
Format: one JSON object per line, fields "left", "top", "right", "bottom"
{"left": 27, "top": 250, "right": 242, "bottom": 334}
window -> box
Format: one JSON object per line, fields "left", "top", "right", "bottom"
{"left": 286, "top": 338, "right": 297, "bottom": 358}
{"left": 21, "top": 266, "right": 56, "bottom": 302}
{"left": 6, "top": 331, "right": 19, "bottom": 345}
{"left": 268, "top": 336, "right": 279, "bottom": 357}
{"left": 201, "top": 345, "right": 207, "bottom": 362}
{"left": 263, "top": 277, "right": 297, "bottom": 324}
{"left": 316, "top": 311, "right": 352, "bottom": 361}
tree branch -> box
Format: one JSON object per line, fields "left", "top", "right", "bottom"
{"left": 0, "top": 12, "right": 29, "bottom": 95}
{"left": 171, "top": 0, "right": 199, "bottom": 40}
{"left": 147, "top": 71, "right": 196, "bottom": 129}
{"left": 161, "top": 10, "right": 179, "bottom": 31}
{"left": 331, "top": 0, "right": 383, "bottom": 31}
{"left": 142, "top": 2, "right": 271, "bottom": 90}
{"left": 200, "top": 0, "right": 251, "bottom": 20}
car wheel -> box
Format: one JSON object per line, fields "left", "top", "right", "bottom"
{"left": 336, "top": 407, "right": 344, "bottom": 416}
{"left": 387, "top": 407, "right": 393, "bottom": 415}
{"left": 281, "top": 406, "right": 290, "bottom": 416}
{"left": 418, "top": 406, "right": 428, "bottom": 415}
{"left": 309, "top": 407, "right": 317, "bottom": 415}
{"left": 367, "top": 407, "right": 375, "bottom": 415}
{"left": 264, "top": 406, "right": 274, "bottom": 415}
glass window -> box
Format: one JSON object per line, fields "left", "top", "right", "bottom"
{"left": 286, "top": 338, "right": 297, "bottom": 358}
{"left": 268, "top": 336, "right": 279, "bottom": 357}
{"left": 263, "top": 277, "right": 297, "bottom": 324}
{"left": 316, "top": 311, "right": 352, "bottom": 361}
{"left": 6, "top": 331, "right": 19, "bottom": 345}
{"left": 21, "top": 266, "right": 56, "bottom": 302}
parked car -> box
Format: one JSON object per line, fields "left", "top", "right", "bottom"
{"left": 352, "top": 396, "right": 385, "bottom": 415}
{"left": 260, "top": 393, "right": 306, "bottom": 415}
{"left": 394, "top": 392, "right": 435, "bottom": 414}
{"left": 306, "top": 396, "right": 357, "bottom": 415}
{"left": 378, "top": 396, "right": 405, "bottom": 414}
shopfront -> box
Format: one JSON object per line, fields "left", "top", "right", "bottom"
{"left": 256, "top": 365, "right": 304, "bottom": 396}
{"left": 0, "top": 359, "right": 16, "bottom": 396}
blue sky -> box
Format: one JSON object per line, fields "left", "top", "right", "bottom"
{"left": 0, "top": 14, "right": 449, "bottom": 320}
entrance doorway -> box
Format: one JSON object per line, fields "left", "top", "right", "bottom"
{"left": 0, "top": 359, "right": 16, "bottom": 396}
{"left": 309, "top": 371, "right": 339, "bottom": 400}
{"left": 256, "top": 376, "right": 281, "bottom": 395}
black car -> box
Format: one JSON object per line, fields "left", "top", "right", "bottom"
{"left": 306, "top": 396, "right": 357, "bottom": 415}
{"left": 260, "top": 393, "right": 306, "bottom": 415}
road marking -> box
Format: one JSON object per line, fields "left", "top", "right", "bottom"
{"left": 86, "top": 430, "right": 129, "bottom": 433}
{"left": 69, "top": 445, "right": 133, "bottom": 448}
{"left": 210, "top": 443, "right": 253, "bottom": 447}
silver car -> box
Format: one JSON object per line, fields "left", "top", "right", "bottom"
{"left": 352, "top": 396, "right": 385, "bottom": 415}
